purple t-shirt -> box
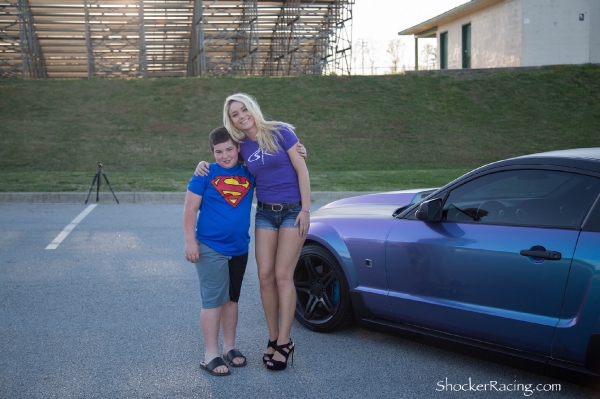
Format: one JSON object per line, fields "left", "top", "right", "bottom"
{"left": 239, "top": 126, "right": 300, "bottom": 203}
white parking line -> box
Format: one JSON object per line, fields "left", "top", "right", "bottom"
{"left": 45, "top": 204, "right": 98, "bottom": 250}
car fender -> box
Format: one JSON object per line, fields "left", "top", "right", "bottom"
{"left": 305, "top": 222, "right": 359, "bottom": 289}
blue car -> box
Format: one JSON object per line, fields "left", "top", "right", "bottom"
{"left": 294, "top": 148, "right": 600, "bottom": 387}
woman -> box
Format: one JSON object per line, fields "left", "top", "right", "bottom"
{"left": 196, "top": 93, "right": 310, "bottom": 371}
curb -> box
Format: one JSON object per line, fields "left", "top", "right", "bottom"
{"left": 0, "top": 191, "right": 377, "bottom": 205}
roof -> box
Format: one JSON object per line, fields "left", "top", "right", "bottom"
{"left": 398, "top": 0, "right": 503, "bottom": 37}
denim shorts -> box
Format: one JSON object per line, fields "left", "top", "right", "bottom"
{"left": 255, "top": 203, "right": 302, "bottom": 231}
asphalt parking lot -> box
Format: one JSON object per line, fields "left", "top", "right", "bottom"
{"left": 1, "top": 201, "right": 598, "bottom": 399}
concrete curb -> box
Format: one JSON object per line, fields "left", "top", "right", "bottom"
{"left": 0, "top": 191, "right": 377, "bottom": 204}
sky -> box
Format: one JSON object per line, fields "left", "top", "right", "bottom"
{"left": 351, "top": 0, "right": 470, "bottom": 73}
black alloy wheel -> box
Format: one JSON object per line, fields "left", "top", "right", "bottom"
{"left": 293, "top": 244, "right": 354, "bottom": 332}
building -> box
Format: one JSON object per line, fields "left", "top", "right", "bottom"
{"left": 398, "top": 0, "right": 600, "bottom": 70}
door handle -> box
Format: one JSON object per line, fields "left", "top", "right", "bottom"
{"left": 519, "top": 250, "right": 562, "bottom": 260}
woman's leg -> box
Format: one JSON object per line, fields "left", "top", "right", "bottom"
{"left": 269, "top": 227, "right": 305, "bottom": 364}
{"left": 255, "top": 227, "right": 280, "bottom": 355}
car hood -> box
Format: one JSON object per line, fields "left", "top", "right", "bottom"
{"left": 313, "top": 203, "right": 403, "bottom": 218}
{"left": 313, "top": 189, "right": 435, "bottom": 218}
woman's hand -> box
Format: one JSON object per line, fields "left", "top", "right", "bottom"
{"left": 296, "top": 142, "right": 307, "bottom": 159}
{"left": 294, "top": 210, "right": 310, "bottom": 238}
{"left": 194, "top": 161, "right": 210, "bottom": 176}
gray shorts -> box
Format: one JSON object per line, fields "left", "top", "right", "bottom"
{"left": 194, "top": 242, "right": 230, "bottom": 309}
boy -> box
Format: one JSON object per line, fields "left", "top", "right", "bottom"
{"left": 183, "top": 127, "right": 255, "bottom": 376}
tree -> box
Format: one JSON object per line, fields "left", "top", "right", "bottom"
{"left": 355, "top": 38, "right": 369, "bottom": 75}
{"left": 367, "top": 40, "right": 377, "bottom": 75}
{"left": 421, "top": 43, "right": 437, "bottom": 69}
{"left": 386, "top": 39, "right": 405, "bottom": 73}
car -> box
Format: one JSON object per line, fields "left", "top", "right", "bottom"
{"left": 294, "top": 148, "right": 600, "bottom": 387}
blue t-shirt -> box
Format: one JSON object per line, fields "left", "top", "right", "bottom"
{"left": 239, "top": 125, "right": 300, "bottom": 203}
{"left": 187, "top": 163, "right": 255, "bottom": 256}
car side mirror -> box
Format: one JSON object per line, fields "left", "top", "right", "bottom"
{"left": 416, "top": 199, "right": 443, "bottom": 222}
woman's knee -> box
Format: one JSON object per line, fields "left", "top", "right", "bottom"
{"left": 258, "top": 271, "right": 276, "bottom": 289}
{"left": 274, "top": 270, "right": 294, "bottom": 287}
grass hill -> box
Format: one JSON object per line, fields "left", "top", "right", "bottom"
{"left": 1, "top": 64, "right": 599, "bottom": 192}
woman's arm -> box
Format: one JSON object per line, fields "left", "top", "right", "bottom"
{"left": 287, "top": 146, "right": 311, "bottom": 238}
{"left": 194, "top": 142, "right": 306, "bottom": 176}
{"left": 183, "top": 190, "right": 202, "bottom": 263}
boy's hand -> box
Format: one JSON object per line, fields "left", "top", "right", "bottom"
{"left": 185, "top": 241, "right": 200, "bottom": 263}
{"left": 297, "top": 142, "right": 307, "bottom": 159}
{"left": 194, "top": 161, "right": 210, "bottom": 176}
{"left": 294, "top": 210, "right": 310, "bottom": 238}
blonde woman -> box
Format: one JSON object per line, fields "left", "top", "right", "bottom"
{"left": 196, "top": 93, "right": 310, "bottom": 371}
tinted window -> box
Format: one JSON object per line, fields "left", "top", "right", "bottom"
{"left": 583, "top": 196, "right": 600, "bottom": 232}
{"left": 443, "top": 169, "right": 600, "bottom": 228}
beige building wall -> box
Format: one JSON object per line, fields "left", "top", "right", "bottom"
{"left": 437, "top": 0, "right": 523, "bottom": 69}
{"left": 433, "top": 0, "right": 599, "bottom": 69}
{"left": 589, "top": 0, "right": 600, "bottom": 62}
{"left": 521, "top": 0, "right": 593, "bottom": 66}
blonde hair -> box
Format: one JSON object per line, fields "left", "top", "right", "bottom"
{"left": 223, "top": 93, "right": 294, "bottom": 154}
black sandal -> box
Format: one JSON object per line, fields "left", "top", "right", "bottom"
{"left": 222, "top": 349, "right": 247, "bottom": 367}
{"left": 262, "top": 338, "right": 277, "bottom": 364}
{"left": 266, "top": 340, "right": 294, "bottom": 371}
{"left": 200, "top": 357, "right": 231, "bottom": 376}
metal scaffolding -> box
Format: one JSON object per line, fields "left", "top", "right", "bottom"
{"left": 0, "top": 0, "right": 352, "bottom": 78}
{"left": 83, "top": 0, "right": 147, "bottom": 78}
{"left": 1, "top": 0, "right": 47, "bottom": 77}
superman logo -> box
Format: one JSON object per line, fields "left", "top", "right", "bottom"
{"left": 211, "top": 176, "right": 251, "bottom": 208}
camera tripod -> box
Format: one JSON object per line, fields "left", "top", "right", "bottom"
{"left": 85, "top": 162, "right": 119, "bottom": 204}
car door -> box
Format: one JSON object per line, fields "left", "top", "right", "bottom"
{"left": 385, "top": 168, "right": 600, "bottom": 357}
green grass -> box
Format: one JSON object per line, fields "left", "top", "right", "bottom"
{"left": 0, "top": 169, "right": 471, "bottom": 192}
{"left": 1, "top": 64, "right": 599, "bottom": 192}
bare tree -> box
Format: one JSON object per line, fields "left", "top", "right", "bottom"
{"left": 356, "top": 38, "right": 369, "bottom": 75}
{"left": 386, "top": 39, "right": 405, "bottom": 73}
{"left": 421, "top": 43, "right": 437, "bottom": 69}
{"left": 367, "top": 40, "right": 377, "bottom": 75}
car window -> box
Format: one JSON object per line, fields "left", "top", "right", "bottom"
{"left": 442, "top": 169, "right": 600, "bottom": 228}
{"left": 583, "top": 196, "right": 600, "bottom": 232}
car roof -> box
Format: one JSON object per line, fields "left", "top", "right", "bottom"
{"left": 516, "top": 148, "right": 600, "bottom": 162}
{"left": 480, "top": 147, "right": 600, "bottom": 174}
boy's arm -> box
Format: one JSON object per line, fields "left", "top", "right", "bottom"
{"left": 183, "top": 190, "right": 203, "bottom": 263}
{"left": 194, "top": 143, "right": 307, "bottom": 176}
{"left": 296, "top": 142, "right": 307, "bottom": 159}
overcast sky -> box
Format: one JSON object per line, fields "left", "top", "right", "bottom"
{"left": 351, "top": 0, "right": 470, "bottom": 73}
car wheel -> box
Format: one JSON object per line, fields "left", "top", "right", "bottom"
{"left": 293, "top": 244, "right": 354, "bottom": 332}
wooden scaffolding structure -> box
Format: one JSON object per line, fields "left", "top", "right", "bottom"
{"left": 0, "top": 0, "right": 352, "bottom": 78}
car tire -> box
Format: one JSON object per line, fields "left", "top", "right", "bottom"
{"left": 293, "top": 244, "right": 354, "bottom": 333}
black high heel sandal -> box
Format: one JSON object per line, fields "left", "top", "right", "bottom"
{"left": 266, "top": 340, "right": 294, "bottom": 371}
{"left": 262, "top": 338, "right": 277, "bottom": 364}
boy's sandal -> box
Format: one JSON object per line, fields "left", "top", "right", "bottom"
{"left": 222, "top": 349, "right": 247, "bottom": 367}
{"left": 200, "top": 357, "right": 231, "bottom": 376}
